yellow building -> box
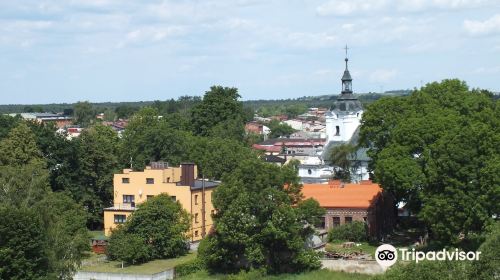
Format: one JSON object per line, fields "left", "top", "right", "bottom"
{"left": 103, "top": 162, "right": 219, "bottom": 242}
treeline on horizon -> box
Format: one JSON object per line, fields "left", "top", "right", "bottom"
{"left": 0, "top": 90, "right": 417, "bottom": 115}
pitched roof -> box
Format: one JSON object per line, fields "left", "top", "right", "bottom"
{"left": 301, "top": 181, "right": 382, "bottom": 209}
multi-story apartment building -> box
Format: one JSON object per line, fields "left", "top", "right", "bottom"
{"left": 103, "top": 162, "right": 219, "bottom": 242}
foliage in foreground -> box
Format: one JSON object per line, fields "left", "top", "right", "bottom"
{"left": 198, "top": 159, "right": 324, "bottom": 274}
{"left": 0, "top": 122, "right": 90, "bottom": 280}
{"left": 107, "top": 194, "right": 191, "bottom": 264}
{"left": 177, "top": 269, "right": 371, "bottom": 280}
{"left": 374, "top": 222, "right": 500, "bottom": 280}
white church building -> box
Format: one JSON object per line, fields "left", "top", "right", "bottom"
{"left": 298, "top": 53, "right": 370, "bottom": 183}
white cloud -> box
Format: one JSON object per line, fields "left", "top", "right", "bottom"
{"left": 369, "top": 69, "right": 398, "bottom": 83}
{"left": 316, "top": 0, "right": 495, "bottom": 16}
{"left": 316, "top": 0, "right": 388, "bottom": 16}
{"left": 464, "top": 14, "right": 500, "bottom": 35}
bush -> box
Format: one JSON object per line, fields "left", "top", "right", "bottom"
{"left": 467, "top": 222, "right": 500, "bottom": 279}
{"left": 373, "top": 260, "right": 469, "bottom": 280}
{"left": 174, "top": 258, "right": 204, "bottom": 278}
{"left": 106, "top": 227, "right": 150, "bottom": 265}
{"left": 328, "top": 221, "right": 367, "bottom": 242}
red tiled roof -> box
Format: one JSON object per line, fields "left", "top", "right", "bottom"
{"left": 252, "top": 144, "right": 281, "bottom": 153}
{"left": 301, "top": 181, "right": 382, "bottom": 209}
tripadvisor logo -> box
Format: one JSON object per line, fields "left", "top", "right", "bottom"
{"left": 375, "top": 244, "right": 481, "bottom": 269}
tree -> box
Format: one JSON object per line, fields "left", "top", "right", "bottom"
{"left": 115, "top": 105, "right": 138, "bottom": 119}
{"left": 107, "top": 194, "right": 191, "bottom": 262}
{"left": 74, "top": 101, "right": 95, "bottom": 127}
{"left": 121, "top": 107, "right": 193, "bottom": 170}
{"left": 0, "top": 206, "right": 49, "bottom": 280}
{"left": 0, "top": 114, "right": 20, "bottom": 140}
{"left": 76, "top": 124, "right": 120, "bottom": 228}
{"left": 198, "top": 159, "right": 323, "bottom": 274}
{"left": 0, "top": 122, "right": 44, "bottom": 167}
{"left": 191, "top": 86, "right": 245, "bottom": 141}
{"left": 267, "top": 119, "right": 295, "bottom": 138}
{"left": 0, "top": 164, "right": 90, "bottom": 279}
{"left": 359, "top": 79, "right": 500, "bottom": 246}
{"left": 328, "top": 143, "right": 356, "bottom": 182}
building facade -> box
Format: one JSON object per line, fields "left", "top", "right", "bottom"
{"left": 301, "top": 180, "right": 394, "bottom": 239}
{"left": 103, "top": 162, "right": 219, "bottom": 242}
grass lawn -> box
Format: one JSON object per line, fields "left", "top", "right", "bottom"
{"left": 178, "top": 269, "right": 372, "bottom": 280}
{"left": 80, "top": 252, "right": 196, "bottom": 274}
{"left": 325, "top": 241, "right": 378, "bottom": 257}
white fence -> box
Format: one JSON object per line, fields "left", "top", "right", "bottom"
{"left": 321, "top": 259, "right": 384, "bottom": 275}
{"left": 73, "top": 269, "right": 174, "bottom": 280}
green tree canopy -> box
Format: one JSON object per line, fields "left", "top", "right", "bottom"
{"left": 107, "top": 194, "right": 191, "bottom": 263}
{"left": 328, "top": 143, "right": 356, "bottom": 182}
{"left": 76, "top": 124, "right": 120, "bottom": 228}
{"left": 199, "top": 159, "right": 323, "bottom": 274}
{"left": 74, "top": 101, "right": 95, "bottom": 127}
{"left": 191, "top": 86, "right": 245, "bottom": 140}
{"left": 360, "top": 79, "right": 500, "bottom": 246}
{"left": 267, "top": 119, "right": 296, "bottom": 138}
{"left": 0, "top": 122, "right": 44, "bottom": 167}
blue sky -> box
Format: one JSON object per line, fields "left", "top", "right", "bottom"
{"left": 1, "top": 0, "right": 499, "bottom": 104}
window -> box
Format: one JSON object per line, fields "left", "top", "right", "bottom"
{"left": 122, "top": 178, "right": 130, "bottom": 184}
{"left": 195, "top": 213, "right": 199, "bottom": 223}
{"left": 345, "top": 216, "right": 353, "bottom": 224}
{"left": 308, "top": 169, "right": 312, "bottom": 175}
{"left": 335, "top": 126, "right": 340, "bottom": 136}
{"left": 195, "top": 195, "right": 198, "bottom": 205}
{"left": 146, "top": 195, "right": 154, "bottom": 200}
{"left": 167, "top": 177, "right": 170, "bottom": 183}
{"left": 171, "top": 196, "right": 176, "bottom": 202}
{"left": 315, "top": 217, "right": 326, "bottom": 229}
{"left": 114, "top": 214, "right": 126, "bottom": 224}
{"left": 332, "top": 217, "right": 340, "bottom": 227}
{"left": 195, "top": 230, "right": 199, "bottom": 237}
{"left": 363, "top": 217, "right": 367, "bottom": 222}
{"left": 123, "top": 195, "right": 135, "bottom": 207}
{"left": 146, "top": 178, "right": 154, "bottom": 184}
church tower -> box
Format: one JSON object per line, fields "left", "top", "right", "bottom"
{"left": 325, "top": 47, "right": 363, "bottom": 142}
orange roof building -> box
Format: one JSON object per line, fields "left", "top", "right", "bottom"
{"left": 301, "top": 180, "right": 394, "bottom": 239}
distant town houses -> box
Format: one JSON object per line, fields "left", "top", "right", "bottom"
{"left": 7, "top": 112, "right": 73, "bottom": 128}
{"left": 251, "top": 55, "right": 371, "bottom": 183}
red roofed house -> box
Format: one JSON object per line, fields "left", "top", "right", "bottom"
{"left": 301, "top": 180, "right": 394, "bottom": 239}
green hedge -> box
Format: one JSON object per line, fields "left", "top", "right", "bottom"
{"left": 328, "top": 221, "right": 367, "bottom": 242}
{"left": 175, "top": 258, "right": 204, "bottom": 277}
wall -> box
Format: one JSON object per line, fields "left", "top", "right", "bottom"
{"left": 73, "top": 269, "right": 174, "bottom": 280}
{"left": 190, "top": 188, "right": 215, "bottom": 241}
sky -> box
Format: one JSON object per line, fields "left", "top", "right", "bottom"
{"left": 0, "top": 0, "right": 499, "bottom": 104}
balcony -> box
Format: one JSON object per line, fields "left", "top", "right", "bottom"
{"left": 104, "top": 203, "right": 136, "bottom": 211}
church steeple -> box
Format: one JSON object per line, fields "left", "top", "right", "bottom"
{"left": 341, "top": 45, "right": 352, "bottom": 94}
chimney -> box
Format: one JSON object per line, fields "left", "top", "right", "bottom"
{"left": 180, "top": 162, "right": 195, "bottom": 187}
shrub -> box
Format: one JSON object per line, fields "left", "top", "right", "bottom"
{"left": 174, "top": 258, "right": 204, "bottom": 278}
{"left": 328, "top": 221, "right": 367, "bottom": 242}
{"left": 106, "top": 227, "right": 150, "bottom": 265}
{"left": 372, "top": 260, "right": 469, "bottom": 280}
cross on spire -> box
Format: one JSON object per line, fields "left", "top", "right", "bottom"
{"left": 344, "top": 44, "right": 349, "bottom": 58}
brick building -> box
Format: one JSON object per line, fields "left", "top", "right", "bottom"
{"left": 301, "top": 180, "right": 394, "bottom": 240}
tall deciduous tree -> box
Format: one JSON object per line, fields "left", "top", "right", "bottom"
{"left": 199, "top": 159, "right": 323, "bottom": 274}
{"left": 76, "top": 124, "right": 120, "bottom": 228}
{"left": 0, "top": 122, "right": 44, "bottom": 167}
{"left": 74, "top": 101, "right": 95, "bottom": 127}
{"left": 360, "top": 79, "right": 500, "bottom": 246}
{"left": 191, "top": 86, "right": 245, "bottom": 141}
